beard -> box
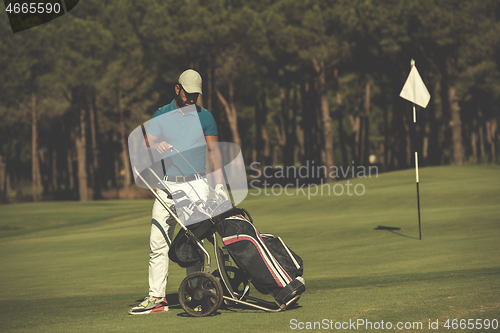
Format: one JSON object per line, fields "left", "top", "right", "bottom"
{"left": 175, "top": 95, "right": 189, "bottom": 108}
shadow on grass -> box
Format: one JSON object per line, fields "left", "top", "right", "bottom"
{"left": 169, "top": 291, "right": 303, "bottom": 317}
{"left": 166, "top": 293, "right": 179, "bottom": 306}
{"left": 374, "top": 225, "right": 419, "bottom": 239}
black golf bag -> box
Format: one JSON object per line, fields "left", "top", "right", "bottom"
{"left": 215, "top": 212, "right": 305, "bottom": 305}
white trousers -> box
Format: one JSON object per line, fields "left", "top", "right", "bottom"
{"left": 149, "top": 178, "right": 209, "bottom": 298}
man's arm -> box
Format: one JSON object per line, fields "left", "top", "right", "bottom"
{"left": 145, "top": 133, "right": 173, "bottom": 154}
{"left": 206, "top": 135, "right": 224, "bottom": 185}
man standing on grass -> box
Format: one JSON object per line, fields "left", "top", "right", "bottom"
{"left": 129, "top": 69, "right": 227, "bottom": 315}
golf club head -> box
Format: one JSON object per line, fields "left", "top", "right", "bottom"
{"left": 184, "top": 200, "right": 211, "bottom": 226}
{"left": 172, "top": 189, "right": 188, "bottom": 201}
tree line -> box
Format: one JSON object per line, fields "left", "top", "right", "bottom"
{"left": 0, "top": 0, "right": 499, "bottom": 202}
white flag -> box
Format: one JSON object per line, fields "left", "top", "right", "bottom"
{"left": 400, "top": 66, "right": 430, "bottom": 108}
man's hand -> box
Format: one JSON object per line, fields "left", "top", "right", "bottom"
{"left": 154, "top": 141, "right": 173, "bottom": 154}
{"left": 215, "top": 184, "right": 229, "bottom": 201}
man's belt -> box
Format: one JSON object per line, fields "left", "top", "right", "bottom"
{"left": 164, "top": 172, "right": 206, "bottom": 183}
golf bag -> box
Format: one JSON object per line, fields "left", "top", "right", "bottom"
{"left": 215, "top": 212, "right": 305, "bottom": 305}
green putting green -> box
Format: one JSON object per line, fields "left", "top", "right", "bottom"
{"left": 0, "top": 165, "right": 499, "bottom": 332}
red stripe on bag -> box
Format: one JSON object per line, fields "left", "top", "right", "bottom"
{"left": 255, "top": 230, "right": 292, "bottom": 282}
{"left": 223, "top": 236, "right": 284, "bottom": 287}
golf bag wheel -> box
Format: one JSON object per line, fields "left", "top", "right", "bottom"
{"left": 178, "top": 272, "right": 223, "bottom": 317}
{"left": 212, "top": 266, "right": 250, "bottom": 297}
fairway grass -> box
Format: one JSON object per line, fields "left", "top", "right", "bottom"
{"left": 0, "top": 165, "right": 499, "bottom": 332}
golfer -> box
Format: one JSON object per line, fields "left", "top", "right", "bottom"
{"left": 129, "top": 69, "right": 227, "bottom": 315}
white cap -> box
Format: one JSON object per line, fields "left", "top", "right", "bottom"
{"left": 178, "top": 69, "right": 202, "bottom": 94}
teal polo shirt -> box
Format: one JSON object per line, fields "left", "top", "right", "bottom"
{"left": 147, "top": 100, "right": 218, "bottom": 176}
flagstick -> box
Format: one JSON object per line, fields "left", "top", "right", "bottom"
{"left": 400, "top": 58, "right": 428, "bottom": 239}
{"left": 415, "top": 153, "right": 421, "bottom": 239}
{"left": 410, "top": 59, "right": 422, "bottom": 239}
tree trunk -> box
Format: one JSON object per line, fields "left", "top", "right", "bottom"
{"left": 312, "top": 58, "right": 335, "bottom": 180}
{"left": 255, "top": 92, "right": 271, "bottom": 166}
{"left": 423, "top": 122, "right": 430, "bottom": 161}
{"left": 67, "top": 147, "right": 75, "bottom": 191}
{"left": 383, "top": 104, "right": 389, "bottom": 169}
{"left": 441, "top": 56, "right": 465, "bottom": 166}
{"left": 334, "top": 68, "right": 348, "bottom": 167}
{"left": 39, "top": 147, "right": 48, "bottom": 196}
{"left": 215, "top": 82, "right": 241, "bottom": 147}
{"left": 300, "top": 79, "right": 313, "bottom": 165}
{"left": 76, "top": 105, "right": 90, "bottom": 201}
{"left": 51, "top": 149, "right": 58, "bottom": 192}
{"left": 274, "top": 116, "right": 286, "bottom": 147}
{"left": 301, "top": 74, "right": 322, "bottom": 168}
{"left": 478, "top": 124, "right": 486, "bottom": 163}
{"left": 425, "top": 80, "right": 439, "bottom": 166}
{"left": 448, "top": 84, "right": 464, "bottom": 165}
{"left": 279, "top": 86, "right": 296, "bottom": 167}
{"left": 292, "top": 87, "right": 300, "bottom": 165}
{"left": 31, "top": 92, "right": 42, "bottom": 202}
{"left": 349, "top": 114, "right": 361, "bottom": 165}
{"left": 405, "top": 121, "right": 412, "bottom": 166}
{"left": 362, "top": 76, "right": 371, "bottom": 165}
{"left": 114, "top": 136, "right": 120, "bottom": 187}
{"left": 261, "top": 94, "right": 271, "bottom": 165}
{"left": 118, "top": 84, "right": 132, "bottom": 187}
{"left": 471, "top": 130, "right": 478, "bottom": 163}
{"left": 486, "top": 118, "right": 497, "bottom": 163}
{"left": 438, "top": 85, "right": 452, "bottom": 165}
{"left": 0, "top": 155, "right": 6, "bottom": 202}
{"left": 393, "top": 93, "right": 408, "bottom": 169}
{"left": 89, "top": 90, "right": 101, "bottom": 197}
